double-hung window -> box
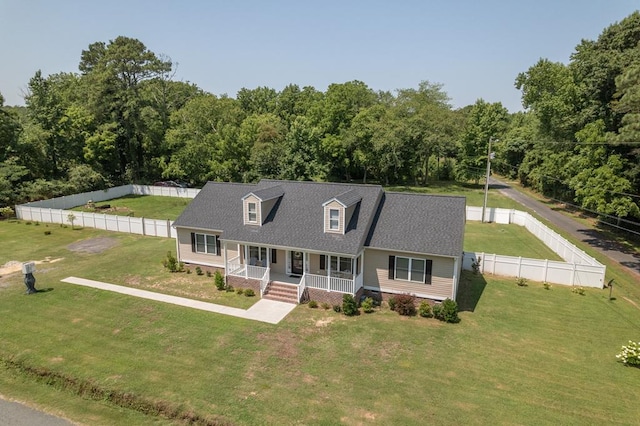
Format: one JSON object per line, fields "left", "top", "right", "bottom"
{"left": 329, "top": 209, "right": 340, "bottom": 231}
{"left": 193, "top": 233, "right": 217, "bottom": 255}
{"left": 248, "top": 202, "right": 257, "bottom": 223}
{"left": 389, "top": 256, "right": 431, "bottom": 284}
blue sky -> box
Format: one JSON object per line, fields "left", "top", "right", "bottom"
{"left": 0, "top": 1, "right": 637, "bottom": 111}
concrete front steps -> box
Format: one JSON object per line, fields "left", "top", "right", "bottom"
{"left": 263, "top": 282, "right": 298, "bottom": 304}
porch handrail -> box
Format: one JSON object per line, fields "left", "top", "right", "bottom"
{"left": 298, "top": 274, "right": 306, "bottom": 302}
{"left": 259, "top": 268, "right": 270, "bottom": 297}
{"left": 228, "top": 255, "right": 240, "bottom": 264}
{"left": 304, "top": 273, "right": 354, "bottom": 294}
{"left": 246, "top": 264, "right": 268, "bottom": 280}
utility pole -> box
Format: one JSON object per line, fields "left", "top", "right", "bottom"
{"left": 482, "top": 137, "right": 494, "bottom": 223}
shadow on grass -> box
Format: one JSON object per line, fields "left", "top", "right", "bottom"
{"left": 456, "top": 271, "right": 487, "bottom": 312}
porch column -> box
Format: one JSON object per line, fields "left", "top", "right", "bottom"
{"left": 223, "top": 240, "right": 227, "bottom": 272}
{"left": 244, "top": 245, "right": 248, "bottom": 278}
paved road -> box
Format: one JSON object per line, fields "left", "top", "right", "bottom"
{"left": 490, "top": 177, "right": 640, "bottom": 280}
{"left": 0, "top": 398, "right": 72, "bottom": 426}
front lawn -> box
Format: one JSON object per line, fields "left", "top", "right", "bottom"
{"left": 1, "top": 222, "right": 639, "bottom": 424}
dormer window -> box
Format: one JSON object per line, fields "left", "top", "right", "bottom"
{"left": 323, "top": 189, "right": 361, "bottom": 235}
{"left": 248, "top": 202, "right": 257, "bottom": 223}
{"left": 329, "top": 209, "right": 340, "bottom": 230}
{"left": 242, "top": 185, "right": 284, "bottom": 226}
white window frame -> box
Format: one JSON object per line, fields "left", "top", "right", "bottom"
{"left": 194, "top": 233, "right": 217, "bottom": 255}
{"left": 330, "top": 255, "right": 353, "bottom": 274}
{"left": 247, "top": 202, "right": 257, "bottom": 223}
{"left": 249, "top": 246, "right": 267, "bottom": 267}
{"left": 329, "top": 208, "right": 340, "bottom": 230}
{"left": 394, "top": 256, "right": 426, "bottom": 283}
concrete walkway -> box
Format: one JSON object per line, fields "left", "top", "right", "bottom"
{"left": 61, "top": 277, "right": 296, "bottom": 324}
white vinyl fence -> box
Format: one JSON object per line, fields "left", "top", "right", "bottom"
{"left": 465, "top": 206, "right": 606, "bottom": 288}
{"left": 15, "top": 185, "right": 200, "bottom": 238}
{"left": 15, "top": 187, "right": 606, "bottom": 288}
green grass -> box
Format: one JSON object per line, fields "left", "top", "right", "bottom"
{"left": 71, "top": 194, "right": 190, "bottom": 220}
{"left": 1, "top": 222, "right": 640, "bottom": 424}
{"left": 464, "top": 222, "right": 563, "bottom": 260}
{"left": 0, "top": 221, "right": 256, "bottom": 309}
{"left": 387, "top": 181, "right": 524, "bottom": 209}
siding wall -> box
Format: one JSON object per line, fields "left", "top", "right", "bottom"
{"left": 177, "top": 228, "right": 226, "bottom": 267}
{"left": 243, "top": 195, "right": 261, "bottom": 225}
{"left": 363, "top": 248, "right": 455, "bottom": 300}
{"left": 323, "top": 201, "right": 344, "bottom": 233}
{"left": 271, "top": 249, "right": 286, "bottom": 274}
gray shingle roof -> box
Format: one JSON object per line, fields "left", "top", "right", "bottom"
{"left": 173, "top": 180, "right": 465, "bottom": 257}
{"left": 365, "top": 192, "right": 466, "bottom": 257}
{"left": 327, "top": 189, "right": 362, "bottom": 207}
{"left": 173, "top": 180, "right": 383, "bottom": 255}
{"left": 247, "top": 185, "right": 284, "bottom": 201}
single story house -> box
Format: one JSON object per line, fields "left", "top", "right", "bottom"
{"left": 172, "top": 180, "right": 465, "bottom": 305}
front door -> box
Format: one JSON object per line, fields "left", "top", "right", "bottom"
{"left": 290, "top": 251, "right": 303, "bottom": 276}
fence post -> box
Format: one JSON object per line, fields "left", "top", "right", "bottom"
{"left": 517, "top": 257, "right": 522, "bottom": 278}
{"left": 142, "top": 217, "right": 146, "bottom": 236}
{"left": 543, "top": 259, "right": 548, "bottom": 282}
{"left": 167, "top": 219, "right": 171, "bottom": 238}
{"left": 571, "top": 263, "right": 577, "bottom": 285}
{"left": 481, "top": 252, "right": 485, "bottom": 274}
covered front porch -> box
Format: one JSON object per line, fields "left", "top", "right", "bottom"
{"left": 224, "top": 241, "right": 364, "bottom": 301}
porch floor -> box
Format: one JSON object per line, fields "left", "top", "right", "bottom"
{"left": 270, "top": 272, "right": 303, "bottom": 285}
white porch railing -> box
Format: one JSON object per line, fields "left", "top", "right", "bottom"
{"left": 259, "top": 268, "right": 270, "bottom": 297}
{"left": 303, "top": 273, "right": 355, "bottom": 294}
{"left": 247, "top": 264, "right": 268, "bottom": 280}
{"left": 227, "top": 259, "right": 245, "bottom": 276}
{"left": 297, "top": 274, "right": 306, "bottom": 302}
{"left": 227, "top": 258, "right": 268, "bottom": 281}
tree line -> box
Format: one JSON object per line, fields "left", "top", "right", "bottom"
{"left": 1, "top": 12, "right": 639, "bottom": 225}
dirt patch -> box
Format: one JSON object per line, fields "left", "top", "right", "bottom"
{"left": 67, "top": 237, "right": 118, "bottom": 254}
{"left": 315, "top": 317, "right": 335, "bottom": 327}
{"left": 0, "top": 257, "right": 64, "bottom": 276}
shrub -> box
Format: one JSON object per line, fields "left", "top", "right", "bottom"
{"left": 206, "top": 270, "right": 212, "bottom": 277}
{"left": 572, "top": 286, "right": 586, "bottom": 295}
{"left": 419, "top": 301, "right": 433, "bottom": 318}
{"left": 388, "top": 296, "right": 397, "bottom": 311}
{"left": 332, "top": 305, "right": 342, "bottom": 313}
{"left": 616, "top": 341, "right": 640, "bottom": 367}
{"left": 214, "top": 271, "right": 225, "bottom": 291}
{"left": 236, "top": 288, "right": 244, "bottom": 295}
{"left": 162, "top": 251, "right": 179, "bottom": 272}
{"left": 308, "top": 300, "right": 318, "bottom": 308}
{"left": 244, "top": 288, "right": 255, "bottom": 297}
{"left": 0, "top": 206, "right": 15, "bottom": 218}
{"left": 471, "top": 256, "right": 482, "bottom": 274}
{"left": 361, "top": 297, "right": 375, "bottom": 313}
{"left": 177, "top": 262, "right": 184, "bottom": 273}
{"left": 516, "top": 277, "right": 528, "bottom": 287}
{"left": 342, "top": 294, "right": 358, "bottom": 316}
{"left": 43, "top": 231, "right": 52, "bottom": 236}
{"left": 394, "top": 294, "right": 416, "bottom": 316}
{"left": 195, "top": 266, "right": 203, "bottom": 276}
{"left": 186, "top": 268, "right": 191, "bottom": 274}
{"left": 226, "top": 284, "right": 234, "bottom": 292}
{"left": 434, "top": 298, "right": 460, "bottom": 323}
{"left": 543, "top": 282, "right": 551, "bottom": 290}
{"left": 321, "top": 302, "right": 331, "bottom": 310}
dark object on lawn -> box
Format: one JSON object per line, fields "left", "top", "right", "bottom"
{"left": 22, "top": 262, "right": 37, "bottom": 294}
